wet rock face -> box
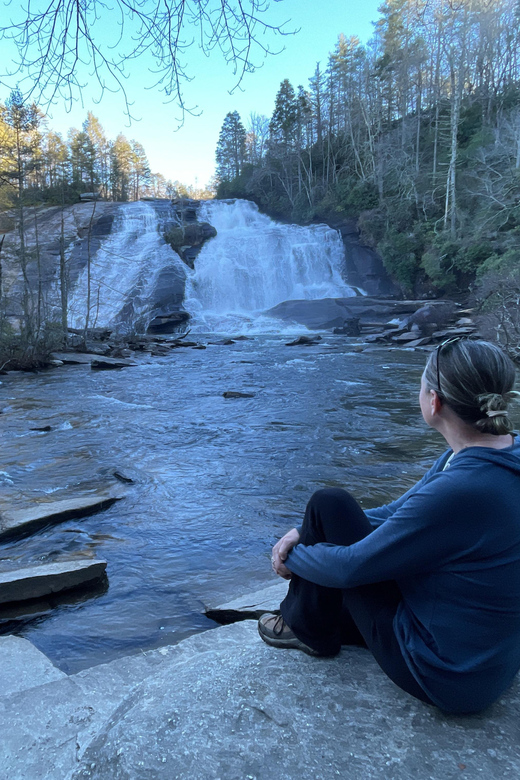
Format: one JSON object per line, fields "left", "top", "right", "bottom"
{"left": 324, "top": 217, "right": 399, "bottom": 297}
{"left": 2, "top": 203, "right": 122, "bottom": 318}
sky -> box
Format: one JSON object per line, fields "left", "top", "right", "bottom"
{"left": 1, "top": 0, "right": 382, "bottom": 188}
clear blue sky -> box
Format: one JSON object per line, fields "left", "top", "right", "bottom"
{"left": 1, "top": 0, "right": 381, "bottom": 188}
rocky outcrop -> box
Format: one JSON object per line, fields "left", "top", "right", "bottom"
{"left": 320, "top": 217, "right": 399, "bottom": 297}
{"left": 164, "top": 222, "right": 217, "bottom": 269}
{"left": 1, "top": 203, "right": 120, "bottom": 318}
{"left": 266, "top": 297, "right": 429, "bottom": 330}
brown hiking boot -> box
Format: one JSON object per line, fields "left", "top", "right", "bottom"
{"left": 257, "top": 613, "right": 321, "bottom": 656}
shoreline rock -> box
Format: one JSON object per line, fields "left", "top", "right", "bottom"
{"left": 0, "top": 491, "right": 125, "bottom": 541}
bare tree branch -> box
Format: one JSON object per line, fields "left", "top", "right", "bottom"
{"left": 0, "top": 0, "right": 294, "bottom": 123}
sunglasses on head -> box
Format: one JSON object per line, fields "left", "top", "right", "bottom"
{"left": 435, "top": 337, "right": 463, "bottom": 397}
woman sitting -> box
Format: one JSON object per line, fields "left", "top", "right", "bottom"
{"left": 258, "top": 339, "right": 520, "bottom": 714}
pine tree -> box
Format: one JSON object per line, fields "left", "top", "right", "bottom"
{"left": 215, "top": 111, "right": 246, "bottom": 182}
{"left": 269, "top": 80, "right": 297, "bottom": 150}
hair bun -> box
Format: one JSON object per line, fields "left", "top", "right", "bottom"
{"left": 477, "top": 392, "right": 507, "bottom": 415}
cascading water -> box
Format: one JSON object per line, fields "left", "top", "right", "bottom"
{"left": 67, "top": 201, "right": 185, "bottom": 333}
{"left": 184, "top": 199, "right": 356, "bottom": 333}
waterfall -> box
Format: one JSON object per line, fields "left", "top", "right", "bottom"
{"left": 184, "top": 200, "right": 355, "bottom": 333}
{"left": 67, "top": 202, "right": 185, "bottom": 333}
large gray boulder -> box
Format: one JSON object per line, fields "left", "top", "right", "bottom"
{"left": 266, "top": 298, "right": 429, "bottom": 331}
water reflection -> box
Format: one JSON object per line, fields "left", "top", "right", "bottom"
{"left": 0, "top": 338, "right": 441, "bottom": 672}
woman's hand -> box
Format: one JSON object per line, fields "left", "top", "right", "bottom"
{"left": 271, "top": 527, "right": 300, "bottom": 579}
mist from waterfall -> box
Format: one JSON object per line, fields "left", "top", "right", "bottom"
{"left": 184, "top": 199, "right": 355, "bottom": 333}
{"left": 67, "top": 202, "right": 185, "bottom": 333}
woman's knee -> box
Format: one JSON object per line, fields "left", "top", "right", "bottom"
{"left": 304, "top": 488, "right": 371, "bottom": 544}
{"left": 308, "top": 487, "right": 358, "bottom": 514}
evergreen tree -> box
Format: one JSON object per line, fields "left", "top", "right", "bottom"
{"left": 269, "top": 80, "right": 298, "bottom": 150}
{"left": 110, "top": 134, "right": 133, "bottom": 201}
{"left": 215, "top": 111, "right": 246, "bottom": 182}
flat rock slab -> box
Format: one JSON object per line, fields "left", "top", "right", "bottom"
{"left": 206, "top": 580, "right": 288, "bottom": 623}
{"left": 0, "top": 559, "right": 107, "bottom": 604}
{"left": 74, "top": 622, "right": 520, "bottom": 779}
{"left": 0, "top": 491, "right": 124, "bottom": 540}
{"left": 0, "top": 636, "right": 66, "bottom": 695}
{"left": 1, "top": 621, "right": 520, "bottom": 779}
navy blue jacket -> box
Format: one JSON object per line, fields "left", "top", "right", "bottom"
{"left": 286, "top": 436, "right": 520, "bottom": 713}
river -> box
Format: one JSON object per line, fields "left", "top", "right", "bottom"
{"left": 0, "top": 339, "right": 442, "bottom": 673}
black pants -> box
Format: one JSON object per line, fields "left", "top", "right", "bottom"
{"left": 280, "top": 488, "right": 433, "bottom": 705}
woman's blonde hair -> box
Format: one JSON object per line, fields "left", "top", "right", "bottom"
{"left": 424, "top": 339, "right": 519, "bottom": 435}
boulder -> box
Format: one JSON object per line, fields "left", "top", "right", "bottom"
{"left": 267, "top": 298, "right": 431, "bottom": 331}
{"left": 50, "top": 352, "right": 100, "bottom": 364}
{"left": 164, "top": 222, "right": 217, "bottom": 268}
{"left": 332, "top": 317, "right": 361, "bottom": 336}
{"left": 0, "top": 491, "right": 124, "bottom": 540}
{"left": 90, "top": 357, "right": 137, "bottom": 370}
{"left": 147, "top": 310, "right": 190, "bottom": 335}
{"left": 286, "top": 335, "right": 322, "bottom": 346}
{"left": 406, "top": 302, "right": 460, "bottom": 335}
{"left": 0, "top": 559, "right": 107, "bottom": 604}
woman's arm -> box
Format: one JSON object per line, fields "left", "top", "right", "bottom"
{"left": 364, "top": 451, "right": 452, "bottom": 527}
{"left": 285, "top": 471, "right": 472, "bottom": 589}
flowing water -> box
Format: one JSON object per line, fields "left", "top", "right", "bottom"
{"left": 184, "top": 200, "right": 355, "bottom": 333}
{"left": 0, "top": 343, "right": 442, "bottom": 673}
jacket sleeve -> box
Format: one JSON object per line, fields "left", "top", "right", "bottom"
{"left": 285, "top": 471, "right": 472, "bottom": 589}
{"left": 364, "top": 451, "right": 452, "bottom": 528}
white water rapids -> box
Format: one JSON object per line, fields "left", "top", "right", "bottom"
{"left": 184, "top": 200, "right": 355, "bottom": 333}
{"left": 67, "top": 198, "right": 355, "bottom": 334}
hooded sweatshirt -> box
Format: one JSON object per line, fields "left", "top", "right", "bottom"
{"left": 285, "top": 435, "right": 520, "bottom": 713}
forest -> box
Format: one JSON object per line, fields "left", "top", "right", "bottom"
{"left": 0, "top": 91, "right": 211, "bottom": 211}
{"left": 215, "top": 0, "right": 520, "bottom": 346}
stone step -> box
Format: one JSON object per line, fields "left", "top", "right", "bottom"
{"left": 0, "top": 559, "right": 107, "bottom": 604}
{"left": 205, "top": 579, "right": 288, "bottom": 623}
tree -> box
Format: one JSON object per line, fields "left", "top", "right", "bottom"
{"left": 0, "top": 1, "right": 293, "bottom": 120}
{"left": 83, "top": 113, "right": 109, "bottom": 197}
{"left": 110, "top": 134, "right": 133, "bottom": 201}
{"left": 130, "top": 141, "right": 152, "bottom": 200}
{"left": 215, "top": 111, "right": 246, "bottom": 182}
{"left": 269, "top": 80, "right": 298, "bottom": 151}
{"left": 0, "top": 89, "right": 41, "bottom": 341}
